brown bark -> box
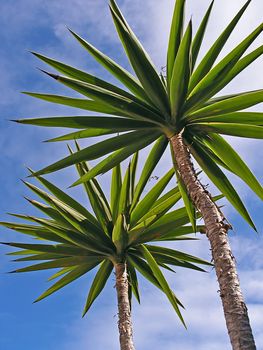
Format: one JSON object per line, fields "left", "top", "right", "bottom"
{"left": 170, "top": 133, "right": 256, "bottom": 350}
{"left": 115, "top": 262, "right": 135, "bottom": 350}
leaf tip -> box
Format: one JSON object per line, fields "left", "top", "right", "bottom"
{"left": 23, "top": 196, "right": 33, "bottom": 204}
{"left": 68, "top": 180, "right": 80, "bottom": 189}
{"left": 0, "top": 242, "right": 10, "bottom": 246}
{"left": 27, "top": 171, "right": 37, "bottom": 178}
{"left": 26, "top": 167, "right": 34, "bottom": 174}
{"left": 33, "top": 297, "right": 42, "bottom": 304}
{"left": 67, "top": 27, "right": 76, "bottom": 36}
{"left": 29, "top": 50, "right": 38, "bottom": 56}
{"left": 38, "top": 68, "right": 59, "bottom": 80}
{"left": 81, "top": 309, "right": 88, "bottom": 318}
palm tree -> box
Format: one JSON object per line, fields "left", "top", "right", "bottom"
{"left": 15, "top": 0, "right": 263, "bottom": 347}
{"left": 1, "top": 144, "right": 212, "bottom": 350}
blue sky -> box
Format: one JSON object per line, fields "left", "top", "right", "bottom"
{"left": 0, "top": 0, "right": 263, "bottom": 349}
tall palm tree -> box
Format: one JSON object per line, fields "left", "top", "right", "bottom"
{"left": 15, "top": 0, "right": 263, "bottom": 348}
{"left": 1, "top": 144, "right": 212, "bottom": 350}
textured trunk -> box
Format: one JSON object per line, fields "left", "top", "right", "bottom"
{"left": 170, "top": 133, "right": 256, "bottom": 350}
{"left": 115, "top": 262, "right": 135, "bottom": 350}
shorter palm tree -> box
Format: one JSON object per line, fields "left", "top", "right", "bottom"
{"left": 1, "top": 142, "right": 213, "bottom": 350}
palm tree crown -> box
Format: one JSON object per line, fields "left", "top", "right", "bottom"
{"left": 16, "top": 0, "right": 263, "bottom": 230}
{"left": 1, "top": 143, "right": 212, "bottom": 324}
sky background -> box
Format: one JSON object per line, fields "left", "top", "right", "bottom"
{"left": 0, "top": 0, "right": 263, "bottom": 349}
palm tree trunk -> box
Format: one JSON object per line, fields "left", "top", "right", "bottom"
{"left": 170, "top": 132, "right": 256, "bottom": 350}
{"left": 115, "top": 262, "right": 135, "bottom": 350}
